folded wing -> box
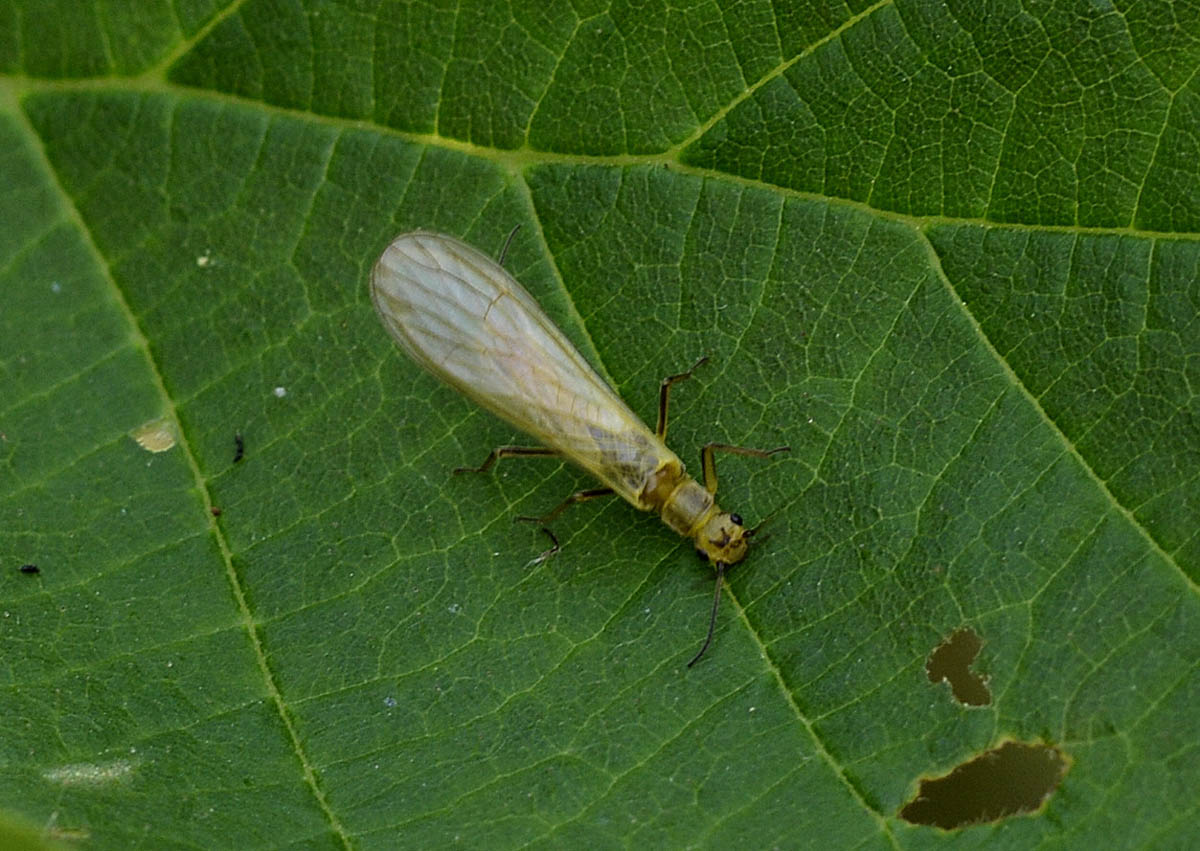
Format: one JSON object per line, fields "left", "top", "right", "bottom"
{"left": 371, "top": 231, "right": 674, "bottom": 502}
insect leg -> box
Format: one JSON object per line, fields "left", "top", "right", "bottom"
{"left": 496, "top": 225, "right": 521, "bottom": 265}
{"left": 526, "top": 527, "right": 560, "bottom": 564}
{"left": 514, "top": 487, "right": 614, "bottom": 562}
{"left": 453, "top": 445, "right": 557, "bottom": 475}
{"left": 516, "top": 487, "right": 615, "bottom": 526}
{"left": 656, "top": 356, "right": 710, "bottom": 440}
{"left": 700, "top": 443, "right": 790, "bottom": 495}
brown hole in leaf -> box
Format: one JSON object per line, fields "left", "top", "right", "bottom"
{"left": 926, "top": 627, "right": 990, "bottom": 706}
{"left": 900, "top": 741, "right": 1070, "bottom": 829}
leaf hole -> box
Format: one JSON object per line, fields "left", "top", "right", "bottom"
{"left": 926, "top": 627, "right": 990, "bottom": 706}
{"left": 899, "top": 740, "right": 1070, "bottom": 829}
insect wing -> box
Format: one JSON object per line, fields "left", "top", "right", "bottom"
{"left": 371, "top": 232, "right": 673, "bottom": 500}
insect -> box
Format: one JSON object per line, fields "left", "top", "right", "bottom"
{"left": 19, "top": 564, "right": 40, "bottom": 575}
{"left": 233, "top": 432, "right": 245, "bottom": 464}
{"left": 371, "top": 230, "right": 788, "bottom": 665}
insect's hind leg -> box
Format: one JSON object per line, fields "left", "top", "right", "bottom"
{"left": 453, "top": 445, "right": 557, "bottom": 475}
{"left": 657, "top": 356, "right": 710, "bottom": 440}
{"left": 700, "top": 443, "right": 790, "bottom": 495}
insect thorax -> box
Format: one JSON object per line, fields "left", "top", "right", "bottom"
{"left": 642, "top": 464, "right": 714, "bottom": 537}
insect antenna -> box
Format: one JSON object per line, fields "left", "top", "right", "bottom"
{"left": 745, "top": 505, "right": 788, "bottom": 547}
{"left": 750, "top": 510, "right": 778, "bottom": 535}
{"left": 687, "top": 561, "right": 726, "bottom": 668}
{"left": 743, "top": 524, "right": 771, "bottom": 547}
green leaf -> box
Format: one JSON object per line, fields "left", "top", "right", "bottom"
{"left": 3, "top": 1, "right": 1199, "bottom": 847}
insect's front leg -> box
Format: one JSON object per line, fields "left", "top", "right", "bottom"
{"left": 700, "top": 443, "right": 790, "bottom": 495}
{"left": 656, "top": 356, "right": 709, "bottom": 440}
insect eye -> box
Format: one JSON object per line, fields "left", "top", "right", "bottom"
{"left": 730, "top": 513, "right": 743, "bottom": 526}
{"left": 696, "top": 548, "right": 709, "bottom": 561}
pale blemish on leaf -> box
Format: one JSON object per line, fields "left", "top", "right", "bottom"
{"left": 44, "top": 812, "right": 91, "bottom": 842}
{"left": 131, "top": 418, "right": 176, "bottom": 453}
{"left": 48, "top": 827, "right": 92, "bottom": 842}
{"left": 43, "top": 757, "right": 138, "bottom": 786}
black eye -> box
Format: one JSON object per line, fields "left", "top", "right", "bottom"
{"left": 730, "top": 513, "right": 743, "bottom": 526}
{"left": 695, "top": 548, "right": 709, "bottom": 561}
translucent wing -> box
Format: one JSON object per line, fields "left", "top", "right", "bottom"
{"left": 371, "top": 231, "right": 677, "bottom": 504}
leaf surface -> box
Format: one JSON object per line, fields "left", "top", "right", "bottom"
{"left": 2, "top": 1, "right": 1199, "bottom": 847}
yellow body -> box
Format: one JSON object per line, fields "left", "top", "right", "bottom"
{"left": 370, "top": 231, "right": 753, "bottom": 565}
